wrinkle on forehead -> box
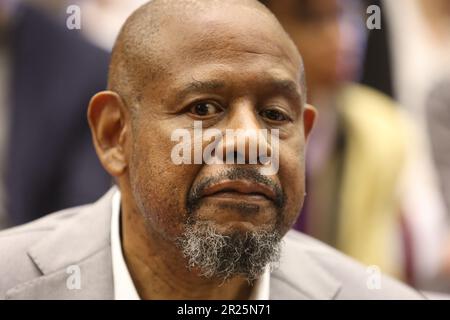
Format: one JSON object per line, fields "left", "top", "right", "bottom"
{"left": 171, "top": 4, "right": 300, "bottom": 62}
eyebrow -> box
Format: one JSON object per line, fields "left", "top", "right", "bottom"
{"left": 175, "top": 78, "right": 303, "bottom": 104}
{"left": 176, "top": 79, "right": 226, "bottom": 101}
{"left": 270, "top": 79, "right": 304, "bottom": 104}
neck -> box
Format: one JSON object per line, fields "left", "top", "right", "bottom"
{"left": 120, "top": 190, "right": 254, "bottom": 300}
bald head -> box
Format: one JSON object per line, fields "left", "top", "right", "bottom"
{"left": 108, "top": 0, "right": 304, "bottom": 108}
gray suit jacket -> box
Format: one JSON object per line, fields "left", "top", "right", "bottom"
{"left": 0, "top": 188, "right": 424, "bottom": 299}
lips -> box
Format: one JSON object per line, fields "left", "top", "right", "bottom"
{"left": 201, "top": 180, "right": 276, "bottom": 202}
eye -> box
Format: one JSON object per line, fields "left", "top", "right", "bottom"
{"left": 260, "top": 108, "right": 291, "bottom": 122}
{"left": 188, "top": 101, "right": 223, "bottom": 118}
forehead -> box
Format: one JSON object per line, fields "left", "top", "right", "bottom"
{"left": 150, "top": 5, "right": 302, "bottom": 87}
{"left": 177, "top": 7, "right": 297, "bottom": 54}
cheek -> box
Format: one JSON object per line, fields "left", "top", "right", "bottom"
{"left": 278, "top": 140, "right": 306, "bottom": 231}
{"left": 128, "top": 123, "right": 200, "bottom": 239}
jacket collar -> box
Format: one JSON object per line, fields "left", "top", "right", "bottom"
{"left": 6, "top": 188, "right": 116, "bottom": 299}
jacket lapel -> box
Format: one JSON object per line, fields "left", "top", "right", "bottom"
{"left": 6, "top": 188, "right": 116, "bottom": 299}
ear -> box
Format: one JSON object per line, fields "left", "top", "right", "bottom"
{"left": 303, "top": 104, "right": 317, "bottom": 140}
{"left": 87, "top": 91, "right": 129, "bottom": 177}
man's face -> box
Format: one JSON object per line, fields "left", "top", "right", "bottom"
{"left": 124, "top": 6, "right": 314, "bottom": 278}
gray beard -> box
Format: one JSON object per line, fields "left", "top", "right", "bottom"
{"left": 177, "top": 221, "right": 282, "bottom": 282}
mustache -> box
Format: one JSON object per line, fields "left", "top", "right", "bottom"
{"left": 186, "top": 167, "right": 285, "bottom": 214}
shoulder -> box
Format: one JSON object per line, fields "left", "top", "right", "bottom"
{"left": 281, "top": 231, "right": 425, "bottom": 299}
{"left": 0, "top": 188, "right": 115, "bottom": 299}
{"left": 0, "top": 206, "right": 86, "bottom": 298}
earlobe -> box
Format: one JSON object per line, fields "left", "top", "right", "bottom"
{"left": 303, "top": 104, "right": 317, "bottom": 140}
{"left": 87, "top": 91, "right": 129, "bottom": 177}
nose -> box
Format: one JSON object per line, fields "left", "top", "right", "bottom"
{"left": 216, "top": 101, "right": 273, "bottom": 166}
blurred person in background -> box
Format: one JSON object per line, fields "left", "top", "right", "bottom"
{"left": 260, "top": 0, "right": 425, "bottom": 282}
{"left": 384, "top": 0, "right": 450, "bottom": 120}
{"left": 363, "top": 0, "right": 450, "bottom": 290}
{"left": 427, "top": 80, "right": 450, "bottom": 229}
{"left": 0, "top": 0, "right": 111, "bottom": 228}
{"left": 426, "top": 78, "right": 450, "bottom": 292}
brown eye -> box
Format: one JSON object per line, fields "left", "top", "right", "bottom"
{"left": 260, "top": 108, "right": 290, "bottom": 122}
{"left": 189, "top": 102, "right": 223, "bottom": 118}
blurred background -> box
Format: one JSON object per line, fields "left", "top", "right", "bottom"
{"left": 0, "top": 0, "right": 450, "bottom": 293}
